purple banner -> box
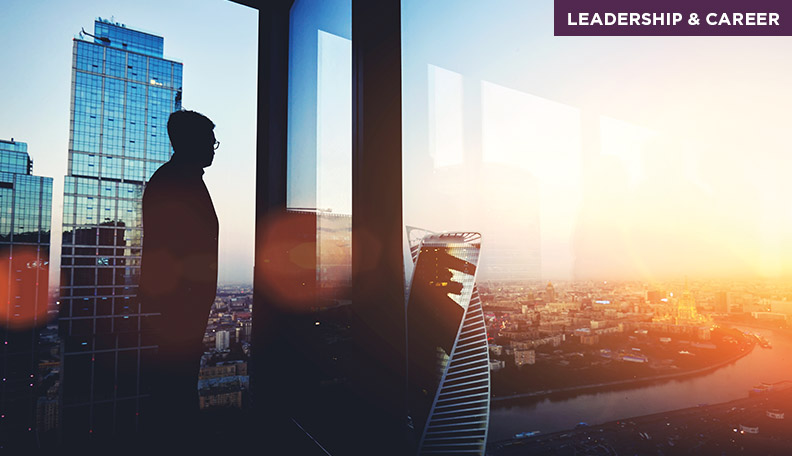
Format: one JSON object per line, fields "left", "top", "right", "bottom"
{"left": 555, "top": 0, "right": 792, "bottom": 36}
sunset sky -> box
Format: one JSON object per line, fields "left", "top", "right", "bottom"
{"left": 401, "top": 0, "right": 792, "bottom": 281}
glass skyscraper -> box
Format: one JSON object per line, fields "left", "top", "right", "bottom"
{"left": 406, "top": 232, "right": 489, "bottom": 455}
{"left": 0, "top": 139, "right": 53, "bottom": 447}
{"left": 59, "top": 18, "right": 182, "bottom": 441}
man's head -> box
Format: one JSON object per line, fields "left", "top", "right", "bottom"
{"left": 167, "top": 110, "right": 217, "bottom": 168}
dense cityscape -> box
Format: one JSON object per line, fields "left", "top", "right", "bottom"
{"left": 29, "top": 277, "right": 792, "bottom": 453}
{"left": 483, "top": 278, "right": 784, "bottom": 394}
{"left": 35, "top": 285, "right": 254, "bottom": 438}
{"left": 480, "top": 279, "right": 792, "bottom": 454}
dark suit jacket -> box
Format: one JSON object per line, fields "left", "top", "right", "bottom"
{"left": 139, "top": 157, "right": 219, "bottom": 351}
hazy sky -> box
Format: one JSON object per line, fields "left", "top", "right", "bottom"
{"left": 0, "top": 0, "right": 258, "bottom": 285}
{"left": 402, "top": 0, "right": 792, "bottom": 281}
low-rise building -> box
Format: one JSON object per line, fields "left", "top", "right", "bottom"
{"left": 751, "top": 312, "right": 787, "bottom": 323}
{"left": 199, "top": 388, "right": 242, "bottom": 409}
{"left": 514, "top": 349, "right": 536, "bottom": 367}
{"left": 489, "top": 360, "right": 505, "bottom": 372}
{"left": 620, "top": 353, "right": 648, "bottom": 363}
{"left": 200, "top": 361, "right": 248, "bottom": 380}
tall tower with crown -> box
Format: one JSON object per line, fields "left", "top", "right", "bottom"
{"left": 545, "top": 281, "right": 555, "bottom": 303}
{"left": 674, "top": 278, "right": 704, "bottom": 324}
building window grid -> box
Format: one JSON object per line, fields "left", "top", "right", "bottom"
{"left": 63, "top": 188, "right": 142, "bottom": 233}
{"left": 62, "top": 23, "right": 182, "bottom": 436}
{"left": 0, "top": 150, "right": 31, "bottom": 175}
{"left": 0, "top": 141, "right": 28, "bottom": 154}
{"left": 127, "top": 53, "right": 147, "bottom": 82}
{"left": 105, "top": 48, "right": 127, "bottom": 79}
{"left": 95, "top": 21, "right": 164, "bottom": 58}
{"left": 0, "top": 189, "right": 12, "bottom": 240}
{"left": 71, "top": 46, "right": 179, "bottom": 179}
{"left": 12, "top": 177, "right": 43, "bottom": 237}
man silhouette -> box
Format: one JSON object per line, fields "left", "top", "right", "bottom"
{"left": 139, "top": 110, "right": 219, "bottom": 443}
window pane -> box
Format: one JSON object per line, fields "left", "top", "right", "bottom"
{"left": 402, "top": 0, "right": 792, "bottom": 446}
{"left": 286, "top": 0, "right": 352, "bottom": 296}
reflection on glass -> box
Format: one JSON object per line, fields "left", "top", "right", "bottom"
{"left": 407, "top": 232, "right": 488, "bottom": 455}
{"left": 403, "top": 0, "right": 792, "bottom": 448}
{"left": 288, "top": 0, "right": 352, "bottom": 291}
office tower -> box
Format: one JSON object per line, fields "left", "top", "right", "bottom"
{"left": 406, "top": 232, "right": 489, "bottom": 455}
{"left": 673, "top": 280, "right": 705, "bottom": 325}
{"left": 545, "top": 281, "right": 555, "bottom": 303}
{"left": 0, "top": 139, "right": 53, "bottom": 446}
{"left": 216, "top": 330, "right": 230, "bottom": 351}
{"left": 59, "top": 18, "right": 182, "bottom": 441}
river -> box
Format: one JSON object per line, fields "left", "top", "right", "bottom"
{"left": 488, "top": 326, "right": 792, "bottom": 441}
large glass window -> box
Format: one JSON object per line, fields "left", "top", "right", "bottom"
{"left": 274, "top": 1, "right": 353, "bottom": 453}
{"left": 286, "top": 0, "right": 352, "bottom": 297}
{"left": 402, "top": 0, "right": 792, "bottom": 444}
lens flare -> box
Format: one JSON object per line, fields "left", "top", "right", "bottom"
{"left": 256, "top": 212, "right": 319, "bottom": 311}
{"left": 0, "top": 247, "right": 50, "bottom": 330}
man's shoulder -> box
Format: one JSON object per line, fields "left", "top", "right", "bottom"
{"left": 148, "top": 161, "right": 174, "bottom": 183}
{"left": 143, "top": 161, "right": 175, "bottom": 202}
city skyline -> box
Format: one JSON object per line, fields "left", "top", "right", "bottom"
{"left": 2, "top": 1, "right": 792, "bottom": 453}
{"left": 0, "top": 1, "right": 257, "bottom": 286}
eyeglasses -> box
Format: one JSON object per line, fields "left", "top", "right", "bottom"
{"left": 213, "top": 140, "right": 220, "bottom": 150}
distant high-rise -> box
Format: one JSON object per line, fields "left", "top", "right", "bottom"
{"left": 58, "top": 18, "right": 182, "bottom": 441}
{"left": 0, "top": 139, "right": 53, "bottom": 446}
{"left": 714, "top": 291, "right": 728, "bottom": 313}
{"left": 545, "top": 281, "right": 555, "bottom": 303}
{"left": 215, "top": 330, "right": 230, "bottom": 351}
{"left": 674, "top": 280, "right": 705, "bottom": 325}
{"left": 406, "top": 232, "right": 489, "bottom": 455}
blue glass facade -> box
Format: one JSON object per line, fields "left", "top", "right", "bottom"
{"left": 0, "top": 139, "right": 53, "bottom": 446}
{"left": 94, "top": 21, "right": 164, "bottom": 57}
{"left": 59, "top": 19, "right": 182, "bottom": 441}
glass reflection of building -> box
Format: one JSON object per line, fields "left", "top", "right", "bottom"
{"left": 59, "top": 18, "right": 182, "bottom": 442}
{"left": 0, "top": 139, "right": 53, "bottom": 447}
{"left": 406, "top": 232, "right": 489, "bottom": 455}
{"left": 317, "top": 212, "right": 351, "bottom": 294}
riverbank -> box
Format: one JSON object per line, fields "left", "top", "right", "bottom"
{"left": 492, "top": 340, "right": 756, "bottom": 403}
{"left": 489, "top": 384, "right": 792, "bottom": 455}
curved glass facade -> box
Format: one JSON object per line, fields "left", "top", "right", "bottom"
{"left": 407, "top": 232, "right": 489, "bottom": 455}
